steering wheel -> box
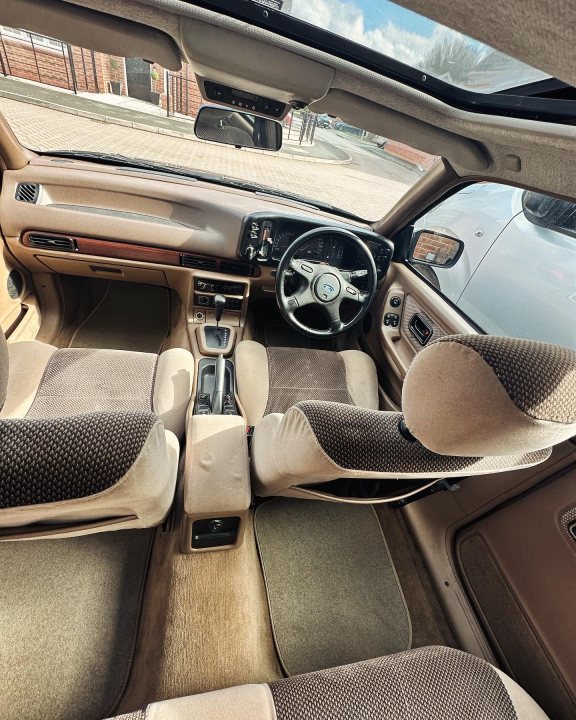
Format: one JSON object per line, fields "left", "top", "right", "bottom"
{"left": 276, "top": 227, "right": 378, "bottom": 337}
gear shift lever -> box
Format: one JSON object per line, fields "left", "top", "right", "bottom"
{"left": 214, "top": 294, "right": 226, "bottom": 328}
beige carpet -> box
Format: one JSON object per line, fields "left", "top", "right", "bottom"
{"left": 116, "top": 515, "right": 282, "bottom": 713}
{"left": 70, "top": 281, "right": 170, "bottom": 353}
{"left": 255, "top": 499, "right": 412, "bottom": 676}
{"left": 0, "top": 530, "right": 153, "bottom": 720}
{"left": 374, "top": 504, "right": 456, "bottom": 649}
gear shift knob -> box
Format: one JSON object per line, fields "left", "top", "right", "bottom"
{"left": 214, "top": 294, "right": 226, "bottom": 327}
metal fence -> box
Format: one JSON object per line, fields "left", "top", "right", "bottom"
{"left": 284, "top": 110, "right": 318, "bottom": 144}
{"left": 166, "top": 72, "right": 201, "bottom": 119}
{"left": 0, "top": 27, "right": 99, "bottom": 94}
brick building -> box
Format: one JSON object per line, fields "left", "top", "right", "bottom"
{"left": 0, "top": 25, "right": 203, "bottom": 118}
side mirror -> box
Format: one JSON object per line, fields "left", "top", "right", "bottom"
{"left": 409, "top": 230, "right": 464, "bottom": 268}
{"left": 522, "top": 190, "right": 576, "bottom": 238}
{"left": 194, "top": 105, "right": 283, "bottom": 151}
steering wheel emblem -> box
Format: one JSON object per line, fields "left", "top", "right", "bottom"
{"left": 314, "top": 272, "right": 341, "bottom": 302}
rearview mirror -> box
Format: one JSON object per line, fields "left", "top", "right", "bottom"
{"left": 194, "top": 105, "right": 282, "bottom": 151}
{"left": 409, "top": 230, "right": 463, "bottom": 268}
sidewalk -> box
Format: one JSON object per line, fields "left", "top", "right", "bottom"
{"left": 0, "top": 76, "right": 350, "bottom": 164}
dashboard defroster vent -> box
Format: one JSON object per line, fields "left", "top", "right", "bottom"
{"left": 27, "top": 234, "right": 77, "bottom": 251}
{"left": 219, "top": 261, "right": 252, "bottom": 277}
{"left": 181, "top": 255, "right": 217, "bottom": 271}
{"left": 15, "top": 183, "right": 40, "bottom": 203}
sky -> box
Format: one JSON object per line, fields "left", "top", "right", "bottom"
{"left": 281, "top": 0, "right": 548, "bottom": 91}
{"left": 287, "top": 0, "right": 476, "bottom": 71}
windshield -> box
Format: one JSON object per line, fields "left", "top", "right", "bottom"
{"left": 0, "top": 24, "right": 437, "bottom": 220}
{"left": 276, "top": 0, "right": 550, "bottom": 93}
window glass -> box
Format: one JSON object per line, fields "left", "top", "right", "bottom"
{"left": 408, "top": 183, "right": 576, "bottom": 349}
{"left": 274, "top": 0, "right": 550, "bottom": 92}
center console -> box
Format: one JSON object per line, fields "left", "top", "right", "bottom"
{"left": 194, "top": 357, "right": 238, "bottom": 416}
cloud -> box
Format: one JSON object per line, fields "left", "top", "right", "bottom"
{"left": 288, "top": 0, "right": 547, "bottom": 90}
{"left": 290, "top": 0, "right": 433, "bottom": 68}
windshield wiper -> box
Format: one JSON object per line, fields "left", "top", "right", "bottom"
{"left": 45, "top": 151, "right": 367, "bottom": 224}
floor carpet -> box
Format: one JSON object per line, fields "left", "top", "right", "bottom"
{"left": 254, "top": 499, "right": 411, "bottom": 676}
{"left": 116, "top": 516, "right": 282, "bottom": 713}
{"left": 0, "top": 530, "right": 153, "bottom": 720}
{"left": 70, "top": 281, "right": 170, "bottom": 353}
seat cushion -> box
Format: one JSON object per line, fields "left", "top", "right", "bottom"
{"left": 250, "top": 402, "right": 550, "bottom": 499}
{"left": 0, "top": 338, "right": 192, "bottom": 537}
{"left": 1, "top": 342, "right": 194, "bottom": 439}
{"left": 108, "top": 646, "right": 548, "bottom": 719}
{"left": 0, "top": 412, "right": 179, "bottom": 535}
{"left": 235, "top": 341, "right": 378, "bottom": 426}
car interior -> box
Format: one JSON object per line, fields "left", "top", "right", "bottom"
{"left": 0, "top": 1, "right": 575, "bottom": 719}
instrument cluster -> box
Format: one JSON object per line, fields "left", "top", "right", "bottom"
{"left": 240, "top": 214, "right": 393, "bottom": 280}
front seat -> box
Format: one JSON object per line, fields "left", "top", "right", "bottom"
{"left": 108, "top": 646, "right": 549, "bottom": 719}
{"left": 250, "top": 335, "right": 576, "bottom": 500}
{"left": 235, "top": 341, "right": 379, "bottom": 426}
{"left": 0, "top": 330, "right": 194, "bottom": 538}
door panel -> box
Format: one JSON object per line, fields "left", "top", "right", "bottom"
{"left": 456, "top": 467, "right": 576, "bottom": 720}
{"left": 365, "top": 262, "right": 476, "bottom": 406}
{"left": 0, "top": 249, "right": 27, "bottom": 335}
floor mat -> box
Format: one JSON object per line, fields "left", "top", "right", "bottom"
{"left": 254, "top": 499, "right": 411, "bottom": 676}
{"left": 70, "top": 281, "right": 170, "bottom": 353}
{"left": 0, "top": 530, "right": 153, "bottom": 720}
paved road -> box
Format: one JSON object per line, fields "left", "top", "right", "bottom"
{"left": 0, "top": 95, "right": 423, "bottom": 220}
{"left": 316, "top": 127, "right": 423, "bottom": 185}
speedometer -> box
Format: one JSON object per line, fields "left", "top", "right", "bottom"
{"left": 272, "top": 226, "right": 298, "bottom": 260}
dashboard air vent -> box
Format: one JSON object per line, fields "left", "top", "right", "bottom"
{"left": 181, "top": 255, "right": 217, "bottom": 271}
{"left": 15, "top": 183, "right": 40, "bottom": 203}
{"left": 219, "top": 261, "right": 252, "bottom": 277}
{"left": 27, "top": 234, "right": 77, "bottom": 251}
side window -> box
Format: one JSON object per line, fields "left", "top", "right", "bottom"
{"left": 407, "top": 182, "right": 576, "bottom": 349}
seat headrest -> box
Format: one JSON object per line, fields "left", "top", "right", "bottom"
{"left": 402, "top": 335, "right": 576, "bottom": 457}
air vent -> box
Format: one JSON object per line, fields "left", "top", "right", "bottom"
{"left": 15, "top": 183, "right": 40, "bottom": 203}
{"left": 181, "top": 255, "right": 217, "bottom": 271}
{"left": 219, "top": 261, "right": 252, "bottom": 277}
{"left": 27, "top": 234, "right": 77, "bottom": 251}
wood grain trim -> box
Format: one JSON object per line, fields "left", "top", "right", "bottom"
{"left": 22, "top": 231, "right": 182, "bottom": 266}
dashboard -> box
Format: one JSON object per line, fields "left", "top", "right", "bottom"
{"left": 239, "top": 213, "right": 393, "bottom": 280}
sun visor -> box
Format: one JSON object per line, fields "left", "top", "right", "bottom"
{"left": 180, "top": 17, "right": 333, "bottom": 108}
{"left": 311, "top": 89, "right": 490, "bottom": 171}
{"left": 0, "top": 0, "right": 182, "bottom": 71}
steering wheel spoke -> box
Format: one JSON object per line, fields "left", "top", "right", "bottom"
{"left": 323, "top": 300, "right": 344, "bottom": 333}
{"left": 289, "top": 258, "right": 317, "bottom": 279}
{"left": 290, "top": 283, "right": 316, "bottom": 308}
{"left": 342, "top": 284, "right": 365, "bottom": 304}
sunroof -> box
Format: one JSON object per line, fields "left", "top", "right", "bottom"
{"left": 273, "top": 0, "right": 550, "bottom": 93}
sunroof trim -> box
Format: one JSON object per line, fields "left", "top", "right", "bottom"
{"left": 185, "top": 0, "right": 576, "bottom": 124}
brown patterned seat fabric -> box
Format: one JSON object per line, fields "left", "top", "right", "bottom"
{"left": 0, "top": 412, "right": 157, "bottom": 508}
{"left": 264, "top": 347, "right": 353, "bottom": 416}
{"left": 108, "top": 646, "right": 546, "bottom": 719}
{"left": 295, "top": 401, "right": 550, "bottom": 474}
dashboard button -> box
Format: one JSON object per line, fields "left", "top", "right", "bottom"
{"left": 301, "top": 263, "right": 314, "bottom": 273}
{"left": 390, "top": 296, "right": 402, "bottom": 308}
{"left": 346, "top": 286, "right": 357, "bottom": 296}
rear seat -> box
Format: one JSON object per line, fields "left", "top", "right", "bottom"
{"left": 108, "top": 645, "right": 548, "bottom": 719}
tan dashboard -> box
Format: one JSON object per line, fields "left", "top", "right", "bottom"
{"left": 0, "top": 156, "right": 375, "bottom": 355}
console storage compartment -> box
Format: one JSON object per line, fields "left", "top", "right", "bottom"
{"left": 181, "top": 414, "right": 251, "bottom": 553}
